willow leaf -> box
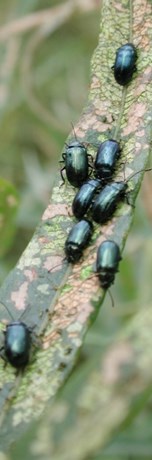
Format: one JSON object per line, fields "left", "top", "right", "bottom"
{"left": 0, "top": 0, "right": 151, "bottom": 451}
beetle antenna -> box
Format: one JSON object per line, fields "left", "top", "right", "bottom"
{"left": 108, "top": 289, "right": 115, "bottom": 308}
{"left": 71, "top": 122, "right": 78, "bottom": 141}
{"left": 47, "top": 257, "right": 67, "bottom": 273}
{"left": 126, "top": 167, "right": 152, "bottom": 183}
{"left": 18, "top": 304, "right": 33, "bottom": 322}
{"left": 0, "top": 299, "right": 34, "bottom": 323}
{"left": 0, "top": 300, "right": 14, "bottom": 321}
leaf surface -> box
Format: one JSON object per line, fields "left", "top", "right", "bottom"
{"left": 0, "top": 0, "right": 151, "bottom": 451}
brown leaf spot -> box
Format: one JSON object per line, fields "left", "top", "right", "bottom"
{"left": 42, "top": 204, "right": 68, "bottom": 220}
{"left": 42, "top": 330, "right": 61, "bottom": 348}
{"left": 123, "top": 102, "right": 146, "bottom": 136}
{"left": 113, "top": 2, "right": 125, "bottom": 12}
{"left": 91, "top": 76, "right": 101, "bottom": 90}
{"left": 38, "top": 236, "right": 50, "bottom": 245}
{"left": 44, "top": 255, "right": 63, "bottom": 272}
{"left": 11, "top": 282, "right": 28, "bottom": 310}
{"left": 24, "top": 269, "right": 37, "bottom": 281}
{"left": 53, "top": 274, "right": 97, "bottom": 334}
{"left": 77, "top": 302, "right": 94, "bottom": 324}
{"left": 134, "top": 67, "right": 152, "bottom": 99}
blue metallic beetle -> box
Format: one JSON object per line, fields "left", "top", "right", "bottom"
{"left": 72, "top": 178, "right": 102, "bottom": 219}
{"left": 94, "top": 139, "right": 121, "bottom": 181}
{"left": 113, "top": 43, "right": 137, "bottom": 86}
{"left": 0, "top": 303, "right": 33, "bottom": 369}
{"left": 60, "top": 140, "right": 89, "bottom": 187}
{"left": 96, "top": 240, "right": 121, "bottom": 289}
{"left": 65, "top": 219, "right": 93, "bottom": 263}
{"left": 4, "top": 321, "right": 31, "bottom": 368}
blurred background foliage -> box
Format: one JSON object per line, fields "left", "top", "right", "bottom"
{"left": 0, "top": 1, "right": 152, "bottom": 458}
{"left": 0, "top": 0, "right": 99, "bottom": 280}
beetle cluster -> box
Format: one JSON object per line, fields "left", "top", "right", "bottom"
{"left": 0, "top": 43, "right": 139, "bottom": 370}
{"left": 62, "top": 42, "right": 138, "bottom": 291}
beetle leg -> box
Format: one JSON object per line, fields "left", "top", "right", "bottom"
{"left": 0, "top": 347, "right": 7, "bottom": 366}
{"left": 125, "top": 193, "right": 135, "bottom": 208}
{"left": 62, "top": 153, "right": 66, "bottom": 160}
{"left": 87, "top": 154, "right": 94, "bottom": 161}
{"left": 108, "top": 289, "right": 115, "bottom": 308}
{"left": 60, "top": 166, "right": 66, "bottom": 185}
